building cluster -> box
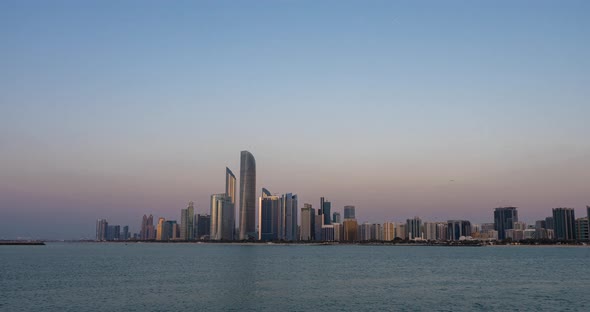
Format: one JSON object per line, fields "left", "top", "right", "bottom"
{"left": 96, "top": 151, "right": 590, "bottom": 243}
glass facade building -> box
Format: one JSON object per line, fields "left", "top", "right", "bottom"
{"left": 239, "top": 151, "right": 256, "bottom": 240}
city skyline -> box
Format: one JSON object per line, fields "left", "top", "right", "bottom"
{"left": 1, "top": 1, "right": 589, "bottom": 239}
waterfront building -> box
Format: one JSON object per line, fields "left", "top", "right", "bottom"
{"left": 523, "top": 229, "right": 536, "bottom": 240}
{"left": 180, "top": 202, "right": 195, "bottom": 240}
{"left": 239, "top": 151, "right": 256, "bottom": 240}
{"left": 156, "top": 218, "right": 165, "bottom": 241}
{"left": 552, "top": 208, "right": 576, "bottom": 240}
{"left": 282, "top": 193, "right": 298, "bottom": 241}
{"left": 145, "top": 214, "right": 155, "bottom": 240}
{"left": 211, "top": 193, "right": 234, "bottom": 240}
{"left": 333, "top": 212, "right": 341, "bottom": 224}
{"left": 322, "top": 225, "right": 335, "bottom": 241}
{"left": 406, "top": 217, "right": 422, "bottom": 240}
{"left": 259, "top": 188, "right": 281, "bottom": 241}
{"left": 423, "top": 222, "right": 437, "bottom": 241}
{"left": 343, "top": 219, "right": 358, "bottom": 242}
{"left": 370, "top": 223, "right": 383, "bottom": 241}
{"left": 396, "top": 223, "right": 407, "bottom": 239}
{"left": 447, "top": 220, "right": 471, "bottom": 241}
{"left": 360, "top": 223, "right": 372, "bottom": 241}
{"left": 106, "top": 225, "right": 120, "bottom": 241}
{"left": 494, "top": 207, "right": 518, "bottom": 240}
{"left": 383, "top": 222, "right": 395, "bottom": 241}
{"left": 122, "top": 226, "right": 129, "bottom": 240}
{"left": 96, "top": 219, "right": 108, "bottom": 241}
{"left": 140, "top": 215, "right": 148, "bottom": 240}
{"left": 333, "top": 223, "right": 342, "bottom": 241}
{"left": 196, "top": 214, "right": 211, "bottom": 239}
{"left": 435, "top": 222, "right": 447, "bottom": 241}
{"left": 575, "top": 217, "right": 589, "bottom": 240}
{"left": 300, "top": 204, "right": 315, "bottom": 241}
{"left": 344, "top": 205, "right": 356, "bottom": 219}
{"left": 314, "top": 213, "right": 323, "bottom": 241}
{"left": 513, "top": 221, "right": 527, "bottom": 231}
{"left": 320, "top": 197, "right": 332, "bottom": 225}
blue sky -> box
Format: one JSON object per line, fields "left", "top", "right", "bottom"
{"left": 1, "top": 1, "right": 589, "bottom": 239}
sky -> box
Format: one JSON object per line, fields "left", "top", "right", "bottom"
{"left": 1, "top": 0, "right": 589, "bottom": 239}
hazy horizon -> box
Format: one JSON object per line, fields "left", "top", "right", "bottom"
{"left": 1, "top": 1, "right": 589, "bottom": 240}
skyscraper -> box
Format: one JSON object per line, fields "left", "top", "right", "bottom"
{"left": 146, "top": 214, "right": 155, "bottom": 240}
{"left": 344, "top": 205, "right": 355, "bottom": 219}
{"left": 226, "top": 167, "right": 236, "bottom": 204}
{"left": 343, "top": 219, "right": 358, "bottom": 242}
{"left": 259, "top": 188, "right": 280, "bottom": 241}
{"left": 320, "top": 197, "right": 331, "bottom": 225}
{"left": 494, "top": 207, "right": 518, "bottom": 240}
{"left": 140, "top": 215, "right": 148, "bottom": 240}
{"left": 96, "top": 219, "right": 108, "bottom": 241}
{"left": 211, "top": 193, "right": 234, "bottom": 240}
{"left": 239, "top": 151, "right": 256, "bottom": 240}
{"left": 156, "top": 218, "right": 165, "bottom": 241}
{"left": 552, "top": 208, "right": 576, "bottom": 240}
{"left": 406, "top": 217, "right": 422, "bottom": 240}
{"left": 180, "top": 202, "right": 195, "bottom": 241}
{"left": 300, "top": 204, "right": 315, "bottom": 241}
{"left": 282, "top": 193, "right": 298, "bottom": 241}
{"left": 383, "top": 222, "right": 395, "bottom": 241}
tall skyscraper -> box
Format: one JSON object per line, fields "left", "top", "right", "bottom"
{"left": 226, "top": 167, "right": 236, "bottom": 204}
{"left": 575, "top": 217, "right": 588, "bottom": 241}
{"left": 259, "top": 188, "right": 280, "bottom": 241}
{"left": 282, "top": 193, "right": 298, "bottom": 241}
{"left": 300, "top": 204, "right": 315, "bottom": 241}
{"left": 406, "top": 217, "right": 422, "bottom": 240}
{"left": 156, "top": 218, "right": 165, "bottom": 241}
{"left": 494, "top": 207, "right": 518, "bottom": 240}
{"left": 96, "top": 219, "right": 108, "bottom": 241}
{"left": 239, "top": 151, "right": 256, "bottom": 240}
{"left": 314, "top": 213, "right": 323, "bottom": 241}
{"left": 210, "top": 193, "right": 234, "bottom": 240}
{"left": 140, "top": 215, "right": 148, "bottom": 240}
{"left": 180, "top": 202, "right": 195, "bottom": 241}
{"left": 552, "top": 208, "right": 576, "bottom": 240}
{"left": 122, "top": 225, "right": 129, "bottom": 240}
{"left": 320, "top": 197, "right": 332, "bottom": 225}
{"left": 344, "top": 205, "right": 355, "bottom": 219}
{"left": 146, "top": 214, "right": 155, "bottom": 240}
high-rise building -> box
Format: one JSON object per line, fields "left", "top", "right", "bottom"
{"left": 226, "top": 167, "right": 236, "bottom": 204}
{"left": 333, "top": 223, "right": 342, "bottom": 241}
{"left": 146, "top": 214, "right": 155, "bottom": 240}
{"left": 396, "top": 223, "right": 407, "bottom": 239}
{"left": 383, "top": 222, "right": 395, "bottom": 241}
{"left": 344, "top": 206, "right": 356, "bottom": 219}
{"left": 494, "top": 207, "right": 518, "bottom": 240}
{"left": 106, "top": 225, "right": 120, "bottom": 241}
{"left": 575, "top": 217, "right": 589, "bottom": 241}
{"left": 282, "top": 193, "right": 298, "bottom": 241}
{"left": 360, "top": 223, "right": 372, "bottom": 241}
{"left": 96, "top": 219, "right": 108, "bottom": 241}
{"left": 314, "top": 213, "right": 323, "bottom": 241}
{"left": 423, "top": 222, "right": 437, "bottom": 241}
{"left": 300, "top": 204, "right": 315, "bottom": 241}
{"left": 552, "top": 208, "right": 576, "bottom": 240}
{"left": 320, "top": 197, "right": 331, "bottom": 225}
{"left": 447, "top": 220, "right": 472, "bottom": 241}
{"left": 436, "top": 222, "right": 447, "bottom": 241}
{"left": 259, "top": 188, "right": 281, "bottom": 241}
{"left": 406, "top": 217, "right": 422, "bottom": 240}
{"left": 211, "top": 193, "right": 234, "bottom": 240}
{"left": 343, "top": 219, "right": 358, "bottom": 241}
{"left": 587, "top": 206, "right": 590, "bottom": 220}
{"left": 140, "top": 215, "right": 148, "bottom": 240}
{"left": 162, "top": 220, "right": 176, "bottom": 241}
{"left": 322, "top": 225, "right": 335, "bottom": 241}
{"left": 239, "top": 151, "right": 256, "bottom": 240}
{"left": 122, "top": 226, "right": 129, "bottom": 240}
{"left": 156, "top": 218, "right": 165, "bottom": 241}
{"left": 332, "top": 212, "right": 341, "bottom": 224}
{"left": 196, "top": 214, "right": 211, "bottom": 239}
{"left": 180, "top": 202, "right": 195, "bottom": 240}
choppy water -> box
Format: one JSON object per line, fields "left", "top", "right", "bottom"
{"left": 1, "top": 243, "right": 589, "bottom": 311}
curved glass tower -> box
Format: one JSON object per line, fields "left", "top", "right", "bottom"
{"left": 239, "top": 151, "right": 256, "bottom": 240}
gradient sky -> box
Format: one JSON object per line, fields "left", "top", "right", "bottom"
{"left": 1, "top": 1, "right": 589, "bottom": 239}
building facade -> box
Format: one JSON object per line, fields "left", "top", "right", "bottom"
{"left": 494, "top": 207, "right": 518, "bottom": 240}
{"left": 239, "top": 151, "right": 256, "bottom": 240}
